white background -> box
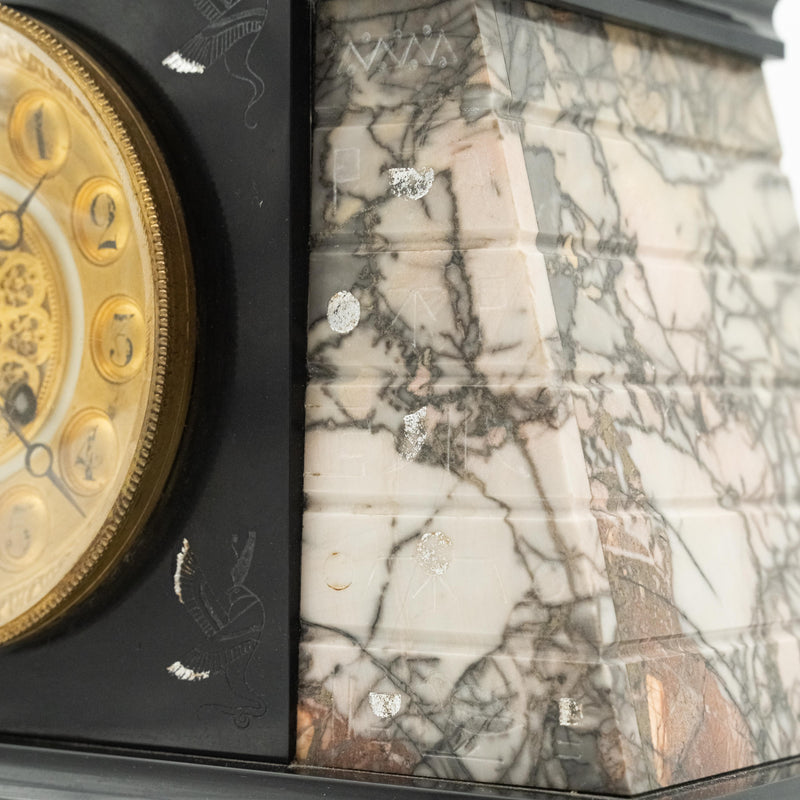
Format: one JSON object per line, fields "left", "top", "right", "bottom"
{"left": 765, "top": 3, "right": 800, "bottom": 202}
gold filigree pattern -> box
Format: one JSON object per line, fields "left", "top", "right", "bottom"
{"left": 0, "top": 194, "right": 64, "bottom": 460}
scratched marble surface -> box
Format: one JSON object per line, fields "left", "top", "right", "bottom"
{"left": 297, "top": 1, "right": 800, "bottom": 794}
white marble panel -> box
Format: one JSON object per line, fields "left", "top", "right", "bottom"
{"left": 299, "top": 0, "right": 800, "bottom": 794}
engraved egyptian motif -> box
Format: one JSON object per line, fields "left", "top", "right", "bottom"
{"left": 162, "top": 0, "right": 269, "bottom": 128}
{"left": 168, "top": 531, "right": 267, "bottom": 728}
{"left": 389, "top": 287, "right": 439, "bottom": 349}
{"left": 337, "top": 26, "right": 458, "bottom": 75}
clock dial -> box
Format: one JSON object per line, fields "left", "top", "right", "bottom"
{"left": 0, "top": 7, "right": 194, "bottom": 643}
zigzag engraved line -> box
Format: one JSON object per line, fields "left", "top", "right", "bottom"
{"left": 338, "top": 30, "right": 458, "bottom": 75}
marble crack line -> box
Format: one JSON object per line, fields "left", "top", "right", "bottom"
{"left": 301, "top": 619, "right": 479, "bottom": 753}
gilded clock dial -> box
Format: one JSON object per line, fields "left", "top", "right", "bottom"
{"left": 0, "top": 6, "right": 194, "bottom": 643}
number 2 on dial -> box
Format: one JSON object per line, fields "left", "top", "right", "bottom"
{"left": 72, "top": 177, "right": 129, "bottom": 265}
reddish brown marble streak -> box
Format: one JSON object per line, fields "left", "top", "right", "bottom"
{"left": 296, "top": 699, "right": 419, "bottom": 775}
{"left": 598, "top": 512, "right": 755, "bottom": 786}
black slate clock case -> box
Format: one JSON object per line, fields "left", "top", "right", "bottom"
{"left": 0, "top": 2, "right": 798, "bottom": 800}
{"left": 0, "top": 0, "right": 309, "bottom": 763}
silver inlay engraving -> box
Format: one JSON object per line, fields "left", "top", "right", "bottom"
{"left": 389, "top": 167, "right": 435, "bottom": 200}
{"left": 401, "top": 407, "right": 428, "bottom": 460}
{"left": 415, "top": 531, "right": 452, "bottom": 576}
{"left": 369, "top": 691, "right": 402, "bottom": 719}
{"left": 559, "top": 697, "right": 584, "bottom": 727}
{"left": 327, "top": 290, "right": 361, "bottom": 334}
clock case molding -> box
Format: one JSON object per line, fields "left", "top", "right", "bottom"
{"left": 0, "top": 1, "right": 793, "bottom": 800}
{"left": 540, "top": 0, "right": 783, "bottom": 59}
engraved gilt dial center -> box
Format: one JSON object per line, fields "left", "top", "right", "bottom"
{"left": 0, "top": 189, "right": 66, "bottom": 463}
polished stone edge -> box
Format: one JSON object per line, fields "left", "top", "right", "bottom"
{"left": 542, "top": 0, "right": 783, "bottom": 59}
{"left": 2, "top": 743, "right": 800, "bottom": 800}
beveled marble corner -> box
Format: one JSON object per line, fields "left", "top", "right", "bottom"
{"left": 298, "top": 0, "right": 800, "bottom": 794}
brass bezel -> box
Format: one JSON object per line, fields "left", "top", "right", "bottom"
{"left": 0, "top": 4, "right": 195, "bottom": 644}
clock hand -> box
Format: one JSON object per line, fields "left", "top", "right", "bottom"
{"left": 0, "top": 173, "right": 47, "bottom": 251}
{"left": 1, "top": 382, "right": 85, "bottom": 518}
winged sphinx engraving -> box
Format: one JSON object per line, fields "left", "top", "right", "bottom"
{"left": 162, "top": 0, "right": 269, "bottom": 127}
{"left": 167, "top": 531, "right": 266, "bottom": 728}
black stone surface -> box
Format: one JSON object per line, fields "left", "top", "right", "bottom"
{"left": 0, "top": 0, "right": 309, "bottom": 763}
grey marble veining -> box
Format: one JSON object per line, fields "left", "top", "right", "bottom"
{"left": 297, "top": 1, "right": 800, "bottom": 794}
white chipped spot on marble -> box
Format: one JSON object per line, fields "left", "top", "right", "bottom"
{"left": 368, "top": 691, "right": 402, "bottom": 719}
{"left": 389, "top": 167, "right": 435, "bottom": 200}
{"left": 401, "top": 407, "right": 428, "bottom": 460}
{"left": 416, "top": 531, "right": 452, "bottom": 576}
{"left": 559, "top": 697, "right": 584, "bottom": 727}
{"left": 324, "top": 551, "right": 353, "bottom": 591}
{"left": 327, "top": 290, "right": 361, "bottom": 334}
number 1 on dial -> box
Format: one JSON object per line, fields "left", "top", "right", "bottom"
{"left": 8, "top": 90, "right": 70, "bottom": 177}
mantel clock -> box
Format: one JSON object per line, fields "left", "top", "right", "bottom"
{"left": 0, "top": 6, "right": 193, "bottom": 644}
{"left": 0, "top": 1, "right": 798, "bottom": 800}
